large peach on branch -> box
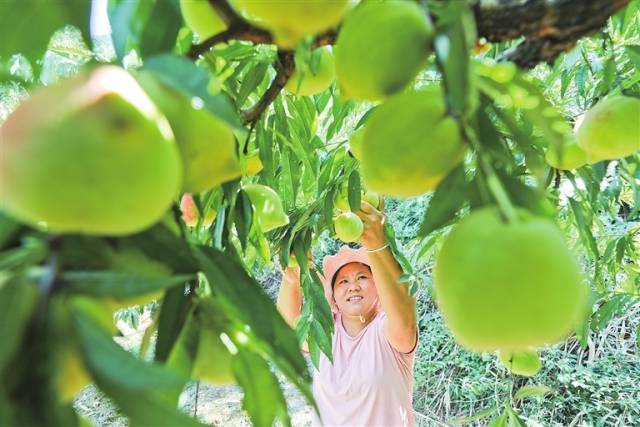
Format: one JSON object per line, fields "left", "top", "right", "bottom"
{"left": 335, "top": 0, "right": 433, "bottom": 101}
{"left": 231, "top": 0, "right": 349, "bottom": 47}
{"left": 576, "top": 96, "right": 640, "bottom": 162}
{"left": 334, "top": 212, "right": 364, "bottom": 243}
{"left": 243, "top": 184, "right": 289, "bottom": 232}
{"left": 180, "top": 0, "right": 226, "bottom": 40}
{"left": 136, "top": 71, "right": 241, "bottom": 194}
{"left": 434, "top": 207, "right": 589, "bottom": 352}
{"left": 0, "top": 66, "right": 181, "bottom": 235}
{"left": 285, "top": 46, "right": 335, "bottom": 97}
{"left": 360, "top": 87, "right": 465, "bottom": 197}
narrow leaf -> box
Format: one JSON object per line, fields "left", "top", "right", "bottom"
{"left": 514, "top": 385, "right": 553, "bottom": 400}
{"left": 139, "top": 0, "right": 182, "bottom": 57}
{"left": 449, "top": 406, "right": 497, "bottom": 425}
{"left": 233, "top": 349, "right": 291, "bottom": 427}
{"left": 0, "top": 275, "right": 38, "bottom": 373}
{"left": 144, "top": 54, "right": 242, "bottom": 128}
{"left": 61, "top": 271, "right": 191, "bottom": 299}
{"left": 347, "top": 170, "right": 362, "bottom": 212}
{"left": 72, "top": 308, "right": 203, "bottom": 426}
{"left": 0, "top": 0, "right": 91, "bottom": 63}
{"left": 419, "top": 165, "right": 467, "bottom": 236}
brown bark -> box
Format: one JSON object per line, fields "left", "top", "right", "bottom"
{"left": 185, "top": 0, "right": 631, "bottom": 121}
{"left": 474, "top": 0, "right": 630, "bottom": 67}
{"left": 240, "top": 50, "right": 295, "bottom": 124}
{"left": 191, "top": 0, "right": 630, "bottom": 67}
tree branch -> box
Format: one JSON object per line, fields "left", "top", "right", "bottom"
{"left": 185, "top": 0, "right": 631, "bottom": 121}
{"left": 312, "top": 30, "right": 337, "bottom": 48}
{"left": 475, "top": 0, "right": 630, "bottom": 67}
{"left": 241, "top": 50, "right": 295, "bottom": 124}
{"left": 187, "top": 25, "right": 272, "bottom": 59}
{"left": 185, "top": 0, "right": 273, "bottom": 58}
{"left": 190, "top": 0, "right": 630, "bottom": 68}
{"left": 207, "top": 0, "right": 244, "bottom": 26}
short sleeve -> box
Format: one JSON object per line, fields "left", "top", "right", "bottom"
{"left": 377, "top": 312, "right": 418, "bottom": 369}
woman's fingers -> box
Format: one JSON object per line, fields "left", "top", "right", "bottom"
{"left": 360, "top": 200, "right": 375, "bottom": 214}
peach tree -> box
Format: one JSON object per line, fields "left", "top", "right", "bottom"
{"left": 0, "top": 0, "right": 638, "bottom": 425}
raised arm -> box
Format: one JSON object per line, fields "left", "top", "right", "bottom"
{"left": 276, "top": 260, "right": 310, "bottom": 353}
{"left": 358, "top": 200, "right": 418, "bottom": 353}
{"left": 276, "top": 265, "right": 303, "bottom": 328}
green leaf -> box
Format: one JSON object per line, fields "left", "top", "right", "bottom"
{"left": 310, "top": 320, "right": 332, "bottom": 361}
{"left": 568, "top": 197, "right": 600, "bottom": 260}
{"left": 505, "top": 405, "right": 527, "bottom": 427}
{"left": 144, "top": 54, "right": 242, "bottom": 128}
{"left": 109, "top": 0, "right": 181, "bottom": 59}
{"left": 0, "top": 213, "right": 22, "bottom": 250}
{"left": 194, "top": 247, "right": 313, "bottom": 397}
{"left": 383, "top": 222, "right": 413, "bottom": 275}
{"left": 476, "top": 101, "right": 518, "bottom": 167}
{"left": 72, "top": 307, "right": 203, "bottom": 426}
{"left": 237, "top": 63, "right": 269, "bottom": 107}
{"left": 477, "top": 63, "right": 572, "bottom": 151}
{"left": 487, "top": 410, "right": 508, "bottom": 427}
{"left": 0, "top": 0, "right": 91, "bottom": 63}
{"left": 61, "top": 271, "right": 192, "bottom": 299}
{"left": 139, "top": 0, "right": 182, "bottom": 57}
{"left": 595, "top": 56, "right": 617, "bottom": 97}
{"left": 449, "top": 406, "right": 497, "bottom": 425}
{"left": 419, "top": 165, "right": 467, "bottom": 236}
{"left": 433, "top": 1, "right": 477, "bottom": 116}
{"left": 0, "top": 387, "right": 11, "bottom": 426}
{"left": 108, "top": 0, "right": 152, "bottom": 60}
{"left": 514, "top": 385, "right": 553, "bottom": 400}
{"left": 0, "top": 275, "right": 38, "bottom": 374}
{"left": 590, "top": 294, "right": 635, "bottom": 332}
{"left": 233, "top": 349, "right": 291, "bottom": 427}
{"left": 234, "top": 191, "right": 254, "bottom": 251}
{"left": 124, "top": 224, "right": 199, "bottom": 275}
{"left": 155, "top": 285, "right": 193, "bottom": 363}
{"left": 575, "top": 315, "right": 591, "bottom": 349}
{"left": 303, "top": 270, "right": 334, "bottom": 332}
{"left": 347, "top": 170, "right": 362, "bottom": 212}
{"left": 626, "top": 45, "right": 640, "bottom": 70}
{"left": 0, "top": 237, "right": 47, "bottom": 271}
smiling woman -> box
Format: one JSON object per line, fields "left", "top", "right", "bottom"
{"left": 276, "top": 200, "right": 418, "bottom": 427}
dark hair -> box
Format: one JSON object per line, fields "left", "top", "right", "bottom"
{"left": 331, "top": 262, "right": 371, "bottom": 290}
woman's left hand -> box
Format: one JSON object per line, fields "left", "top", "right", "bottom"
{"left": 356, "top": 198, "right": 387, "bottom": 251}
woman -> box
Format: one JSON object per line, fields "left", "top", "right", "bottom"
{"left": 277, "top": 200, "right": 418, "bottom": 426}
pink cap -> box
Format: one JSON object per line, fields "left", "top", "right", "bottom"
{"left": 321, "top": 246, "right": 370, "bottom": 313}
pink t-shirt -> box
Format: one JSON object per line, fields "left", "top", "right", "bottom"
{"left": 311, "top": 311, "right": 416, "bottom": 427}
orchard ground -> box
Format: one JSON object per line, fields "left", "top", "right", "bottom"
{"left": 75, "top": 273, "right": 640, "bottom": 427}
{"left": 73, "top": 195, "right": 640, "bottom": 427}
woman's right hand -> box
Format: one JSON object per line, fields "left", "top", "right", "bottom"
{"left": 282, "top": 264, "right": 301, "bottom": 284}
{"left": 282, "top": 250, "right": 313, "bottom": 284}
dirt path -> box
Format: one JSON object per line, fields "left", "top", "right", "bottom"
{"left": 75, "top": 378, "right": 313, "bottom": 426}
{"left": 73, "top": 326, "right": 314, "bottom": 426}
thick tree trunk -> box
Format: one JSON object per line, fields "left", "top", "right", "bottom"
{"left": 474, "top": 0, "right": 630, "bottom": 68}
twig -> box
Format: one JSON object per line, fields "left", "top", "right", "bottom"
{"left": 193, "top": 380, "right": 200, "bottom": 418}
{"left": 208, "top": 0, "right": 243, "bottom": 25}
{"left": 188, "top": 25, "right": 272, "bottom": 59}
{"left": 241, "top": 49, "right": 295, "bottom": 124}
{"left": 311, "top": 30, "right": 337, "bottom": 48}
{"left": 187, "top": 0, "right": 274, "bottom": 58}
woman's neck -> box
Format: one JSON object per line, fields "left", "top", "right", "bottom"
{"left": 341, "top": 308, "right": 378, "bottom": 337}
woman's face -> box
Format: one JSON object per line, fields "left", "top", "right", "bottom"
{"left": 332, "top": 262, "right": 378, "bottom": 317}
